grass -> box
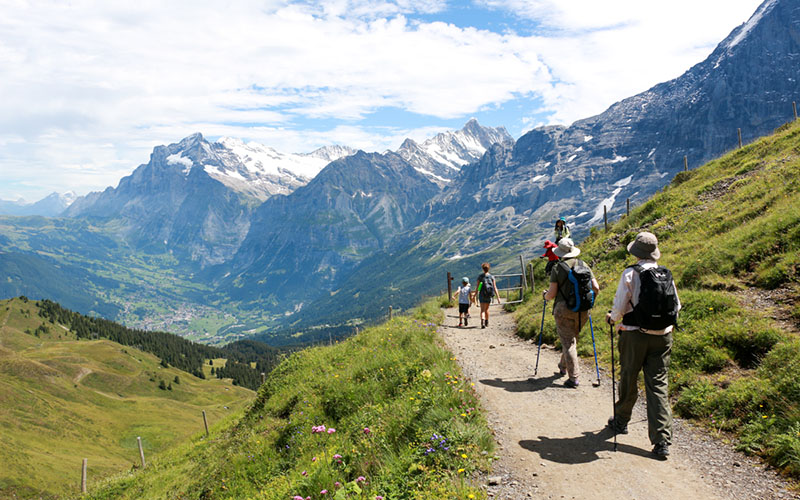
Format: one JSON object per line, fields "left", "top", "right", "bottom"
{"left": 80, "top": 298, "right": 495, "bottom": 499}
{"left": 0, "top": 298, "right": 254, "bottom": 499}
{"left": 513, "top": 120, "right": 800, "bottom": 478}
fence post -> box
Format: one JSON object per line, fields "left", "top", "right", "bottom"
{"left": 794, "top": 101, "right": 797, "bottom": 121}
{"left": 519, "top": 255, "right": 527, "bottom": 294}
{"left": 81, "top": 458, "right": 87, "bottom": 493}
{"left": 603, "top": 205, "right": 608, "bottom": 231}
{"left": 137, "top": 436, "right": 146, "bottom": 468}
{"left": 446, "top": 272, "right": 453, "bottom": 305}
{"left": 389, "top": 306, "right": 393, "bottom": 320}
{"left": 202, "top": 410, "right": 209, "bottom": 437}
{"left": 260, "top": 372, "right": 266, "bottom": 385}
{"left": 626, "top": 198, "right": 630, "bottom": 217}
{"left": 738, "top": 128, "right": 743, "bottom": 149}
{"left": 684, "top": 155, "right": 688, "bottom": 172}
{"left": 528, "top": 263, "right": 534, "bottom": 292}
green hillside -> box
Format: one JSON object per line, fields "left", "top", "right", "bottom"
{"left": 515, "top": 120, "right": 800, "bottom": 477}
{"left": 79, "top": 301, "right": 494, "bottom": 499}
{"left": 0, "top": 297, "right": 254, "bottom": 499}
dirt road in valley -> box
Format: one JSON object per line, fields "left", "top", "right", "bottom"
{"left": 440, "top": 304, "right": 797, "bottom": 500}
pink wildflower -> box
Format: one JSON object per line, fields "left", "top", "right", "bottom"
{"left": 356, "top": 476, "right": 366, "bottom": 483}
{"left": 320, "top": 490, "right": 328, "bottom": 495}
{"left": 311, "top": 425, "right": 327, "bottom": 433}
{"left": 301, "top": 470, "right": 307, "bottom": 476}
{"left": 363, "top": 427, "right": 371, "bottom": 435}
{"left": 335, "top": 482, "right": 342, "bottom": 488}
{"left": 293, "top": 497, "right": 304, "bottom": 500}
{"left": 327, "top": 427, "right": 336, "bottom": 434}
{"left": 376, "top": 497, "right": 384, "bottom": 500}
{"left": 312, "top": 457, "right": 317, "bottom": 462}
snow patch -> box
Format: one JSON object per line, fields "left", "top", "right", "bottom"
{"left": 567, "top": 154, "right": 577, "bottom": 163}
{"left": 610, "top": 155, "right": 628, "bottom": 163}
{"left": 531, "top": 174, "right": 546, "bottom": 182}
{"left": 588, "top": 188, "right": 623, "bottom": 225}
{"left": 575, "top": 211, "right": 589, "bottom": 218}
{"left": 648, "top": 148, "right": 656, "bottom": 158}
{"left": 659, "top": 172, "right": 670, "bottom": 178}
{"left": 613, "top": 175, "right": 633, "bottom": 188}
{"left": 583, "top": 135, "right": 593, "bottom": 142}
{"left": 167, "top": 153, "right": 193, "bottom": 174}
{"left": 575, "top": 146, "right": 583, "bottom": 152}
{"left": 727, "top": 0, "right": 776, "bottom": 49}
{"left": 414, "top": 167, "right": 451, "bottom": 184}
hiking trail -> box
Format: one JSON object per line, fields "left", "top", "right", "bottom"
{"left": 440, "top": 304, "right": 797, "bottom": 500}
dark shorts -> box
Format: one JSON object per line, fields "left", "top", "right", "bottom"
{"left": 459, "top": 303, "right": 470, "bottom": 314}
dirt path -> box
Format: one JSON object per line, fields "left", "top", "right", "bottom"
{"left": 440, "top": 304, "right": 797, "bottom": 500}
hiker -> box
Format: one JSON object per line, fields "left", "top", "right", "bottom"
{"left": 542, "top": 238, "right": 600, "bottom": 388}
{"left": 605, "top": 231, "right": 680, "bottom": 459}
{"left": 452, "top": 277, "right": 472, "bottom": 327}
{"left": 476, "top": 263, "right": 497, "bottom": 329}
{"left": 554, "top": 217, "right": 570, "bottom": 243}
{"left": 541, "top": 239, "right": 559, "bottom": 276}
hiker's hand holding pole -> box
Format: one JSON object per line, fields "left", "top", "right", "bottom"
{"left": 606, "top": 311, "right": 615, "bottom": 326}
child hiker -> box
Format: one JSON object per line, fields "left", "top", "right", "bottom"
{"left": 452, "top": 277, "right": 472, "bottom": 327}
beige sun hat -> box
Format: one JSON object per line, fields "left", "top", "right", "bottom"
{"left": 627, "top": 231, "right": 661, "bottom": 260}
{"left": 553, "top": 237, "right": 580, "bottom": 258}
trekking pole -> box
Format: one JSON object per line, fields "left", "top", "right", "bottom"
{"left": 534, "top": 299, "right": 546, "bottom": 376}
{"left": 588, "top": 314, "right": 601, "bottom": 387}
{"left": 609, "top": 320, "right": 618, "bottom": 452}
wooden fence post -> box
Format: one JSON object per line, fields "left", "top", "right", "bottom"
{"left": 137, "top": 436, "right": 146, "bottom": 468}
{"left": 603, "top": 205, "right": 608, "bottom": 231}
{"left": 519, "top": 255, "right": 527, "bottom": 294}
{"left": 794, "top": 101, "right": 798, "bottom": 121}
{"left": 81, "top": 458, "right": 87, "bottom": 494}
{"left": 202, "top": 410, "right": 209, "bottom": 437}
{"left": 738, "top": 128, "right": 743, "bottom": 149}
{"left": 389, "top": 306, "right": 393, "bottom": 320}
{"left": 446, "top": 272, "right": 453, "bottom": 304}
{"left": 260, "top": 372, "right": 266, "bottom": 384}
{"left": 684, "top": 155, "right": 688, "bottom": 171}
{"left": 528, "top": 263, "right": 534, "bottom": 292}
{"left": 626, "top": 198, "right": 630, "bottom": 217}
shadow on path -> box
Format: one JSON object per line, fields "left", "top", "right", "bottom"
{"left": 519, "top": 428, "right": 655, "bottom": 464}
{"left": 480, "top": 373, "right": 560, "bottom": 392}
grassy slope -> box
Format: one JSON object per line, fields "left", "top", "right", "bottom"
{"left": 0, "top": 298, "right": 254, "bottom": 499}
{"left": 514, "top": 120, "right": 800, "bottom": 477}
{"left": 82, "top": 300, "right": 494, "bottom": 500}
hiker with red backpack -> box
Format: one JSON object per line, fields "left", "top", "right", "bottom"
{"left": 605, "top": 231, "right": 680, "bottom": 459}
{"left": 542, "top": 238, "right": 600, "bottom": 388}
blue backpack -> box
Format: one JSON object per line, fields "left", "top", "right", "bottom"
{"left": 558, "top": 259, "right": 595, "bottom": 312}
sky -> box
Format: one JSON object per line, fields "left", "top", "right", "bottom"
{"left": 0, "top": 0, "right": 764, "bottom": 202}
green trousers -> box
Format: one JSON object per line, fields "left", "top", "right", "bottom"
{"left": 614, "top": 329, "right": 673, "bottom": 446}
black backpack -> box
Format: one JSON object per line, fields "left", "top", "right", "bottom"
{"left": 622, "top": 264, "right": 679, "bottom": 329}
{"left": 557, "top": 259, "right": 595, "bottom": 312}
{"left": 479, "top": 273, "right": 495, "bottom": 299}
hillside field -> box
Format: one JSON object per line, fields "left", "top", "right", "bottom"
{"left": 0, "top": 297, "right": 254, "bottom": 499}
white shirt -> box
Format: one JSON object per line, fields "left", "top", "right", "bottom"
{"left": 609, "top": 259, "right": 681, "bottom": 335}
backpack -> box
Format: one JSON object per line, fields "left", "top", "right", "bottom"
{"left": 622, "top": 264, "right": 679, "bottom": 329}
{"left": 557, "top": 259, "right": 595, "bottom": 312}
{"left": 479, "top": 273, "right": 495, "bottom": 299}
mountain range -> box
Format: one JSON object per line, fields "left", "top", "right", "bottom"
{"left": 0, "top": 0, "right": 798, "bottom": 342}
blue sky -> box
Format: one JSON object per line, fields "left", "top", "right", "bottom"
{"left": 0, "top": 0, "right": 764, "bottom": 201}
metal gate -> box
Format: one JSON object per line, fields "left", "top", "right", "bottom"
{"left": 492, "top": 273, "right": 524, "bottom": 304}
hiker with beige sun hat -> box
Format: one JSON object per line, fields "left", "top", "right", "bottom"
{"left": 543, "top": 237, "right": 600, "bottom": 388}
{"left": 606, "top": 231, "right": 681, "bottom": 459}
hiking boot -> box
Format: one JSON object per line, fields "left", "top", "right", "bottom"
{"left": 564, "top": 379, "right": 579, "bottom": 389}
{"left": 485, "top": 319, "right": 489, "bottom": 327}
{"left": 464, "top": 317, "right": 468, "bottom": 326}
{"left": 458, "top": 321, "right": 463, "bottom": 327}
{"left": 607, "top": 417, "right": 628, "bottom": 434}
{"left": 652, "top": 441, "right": 670, "bottom": 459}
{"left": 558, "top": 364, "right": 567, "bottom": 376}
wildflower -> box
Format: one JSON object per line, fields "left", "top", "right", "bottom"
{"left": 461, "top": 413, "right": 467, "bottom": 417}
{"left": 458, "top": 468, "right": 465, "bottom": 473}
{"left": 312, "top": 425, "right": 327, "bottom": 433}
{"left": 364, "top": 427, "right": 371, "bottom": 435}
{"left": 356, "top": 476, "right": 366, "bottom": 483}
{"left": 312, "top": 457, "right": 317, "bottom": 462}
{"left": 335, "top": 482, "right": 342, "bottom": 488}
{"left": 333, "top": 454, "right": 342, "bottom": 459}
{"left": 468, "top": 495, "right": 475, "bottom": 499}
{"left": 320, "top": 490, "right": 328, "bottom": 495}
{"left": 293, "top": 496, "right": 305, "bottom": 500}
{"left": 327, "top": 428, "right": 336, "bottom": 434}
{"left": 461, "top": 454, "right": 468, "bottom": 459}
{"left": 421, "top": 369, "right": 432, "bottom": 379}
{"left": 376, "top": 497, "right": 384, "bottom": 500}
{"left": 301, "top": 470, "right": 307, "bottom": 476}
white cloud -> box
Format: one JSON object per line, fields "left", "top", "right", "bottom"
{"left": 0, "top": 0, "right": 764, "bottom": 200}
